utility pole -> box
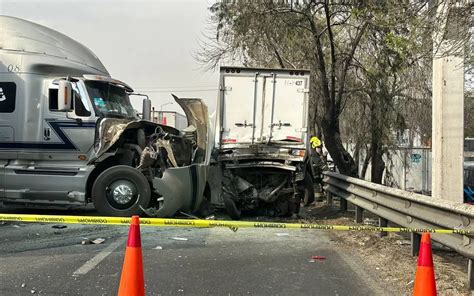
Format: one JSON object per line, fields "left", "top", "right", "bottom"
{"left": 431, "top": 2, "right": 464, "bottom": 202}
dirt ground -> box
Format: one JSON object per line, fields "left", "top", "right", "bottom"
{"left": 295, "top": 201, "right": 472, "bottom": 296}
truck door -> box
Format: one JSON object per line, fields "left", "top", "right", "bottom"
{"left": 42, "top": 80, "right": 96, "bottom": 160}
{"left": 261, "top": 74, "right": 308, "bottom": 143}
{"left": 221, "top": 73, "right": 263, "bottom": 144}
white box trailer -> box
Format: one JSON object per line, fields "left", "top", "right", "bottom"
{"left": 208, "top": 66, "right": 314, "bottom": 218}
{"left": 152, "top": 111, "right": 187, "bottom": 130}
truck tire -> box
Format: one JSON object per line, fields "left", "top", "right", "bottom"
{"left": 92, "top": 165, "right": 151, "bottom": 216}
{"left": 302, "top": 173, "right": 315, "bottom": 206}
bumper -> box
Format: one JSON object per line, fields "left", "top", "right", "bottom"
{"left": 151, "top": 163, "right": 208, "bottom": 217}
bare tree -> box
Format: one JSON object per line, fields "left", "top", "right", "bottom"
{"left": 197, "top": 0, "right": 473, "bottom": 180}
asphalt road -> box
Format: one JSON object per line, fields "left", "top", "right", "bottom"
{"left": 0, "top": 213, "right": 386, "bottom": 296}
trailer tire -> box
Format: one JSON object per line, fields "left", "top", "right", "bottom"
{"left": 92, "top": 165, "right": 151, "bottom": 216}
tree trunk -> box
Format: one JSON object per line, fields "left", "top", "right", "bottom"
{"left": 370, "top": 140, "right": 385, "bottom": 184}
{"left": 369, "top": 95, "right": 386, "bottom": 184}
{"left": 321, "top": 119, "right": 358, "bottom": 177}
{"left": 360, "top": 145, "right": 371, "bottom": 179}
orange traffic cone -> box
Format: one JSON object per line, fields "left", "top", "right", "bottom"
{"left": 118, "top": 215, "right": 145, "bottom": 296}
{"left": 413, "top": 233, "right": 436, "bottom": 296}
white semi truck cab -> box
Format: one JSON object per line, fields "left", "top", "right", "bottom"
{"left": 209, "top": 67, "right": 314, "bottom": 218}
{"left": 0, "top": 16, "right": 211, "bottom": 217}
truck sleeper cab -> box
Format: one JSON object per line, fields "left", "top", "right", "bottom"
{"left": 0, "top": 16, "right": 210, "bottom": 217}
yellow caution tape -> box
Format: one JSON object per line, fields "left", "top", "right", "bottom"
{"left": 0, "top": 213, "right": 470, "bottom": 235}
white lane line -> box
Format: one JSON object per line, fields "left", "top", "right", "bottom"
{"left": 73, "top": 240, "right": 123, "bottom": 276}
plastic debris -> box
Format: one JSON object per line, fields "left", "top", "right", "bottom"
{"left": 21, "top": 283, "right": 26, "bottom": 288}
{"left": 52, "top": 225, "right": 67, "bottom": 229}
{"left": 311, "top": 256, "right": 326, "bottom": 260}
{"left": 228, "top": 226, "right": 239, "bottom": 232}
{"left": 81, "top": 238, "right": 105, "bottom": 245}
{"left": 92, "top": 238, "right": 105, "bottom": 244}
{"left": 81, "top": 239, "right": 92, "bottom": 245}
{"left": 276, "top": 233, "right": 290, "bottom": 237}
{"left": 397, "top": 240, "right": 411, "bottom": 246}
{"left": 30, "top": 289, "right": 36, "bottom": 294}
{"left": 363, "top": 218, "right": 378, "bottom": 226}
{"left": 171, "top": 237, "right": 188, "bottom": 241}
{"left": 154, "top": 246, "right": 163, "bottom": 250}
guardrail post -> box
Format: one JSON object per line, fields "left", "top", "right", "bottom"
{"left": 410, "top": 233, "right": 421, "bottom": 256}
{"left": 469, "top": 259, "right": 473, "bottom": 290}
{"left": 340, "top": 198, "right": 347, "bottom": 212}
{"left": 354, "top": 206, "right": 363, "bottom": 223}
{"left": 378, "top": 217, "right": 388, "bottom": 237}
{"left": 326, "top": 191, "right": 333, "bottom": 207}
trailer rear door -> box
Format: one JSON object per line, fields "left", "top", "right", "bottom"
{"left": 219, "top": 68, "right": 309, "bottom": 146}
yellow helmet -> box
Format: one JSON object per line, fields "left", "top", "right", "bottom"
{"left": 310, "top": 136, "right": 321, "bottom": 149}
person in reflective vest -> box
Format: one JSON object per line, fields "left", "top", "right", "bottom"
{"left": 309, "top": 136, "right": 327, "bottom": 201}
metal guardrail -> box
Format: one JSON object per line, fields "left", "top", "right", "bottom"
{"left": 323, "top": 171, "right": 474, "bottom": 289}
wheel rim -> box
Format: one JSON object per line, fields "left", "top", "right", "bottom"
{"left": 106, "top": 179, "right": 139, "bottom": 210}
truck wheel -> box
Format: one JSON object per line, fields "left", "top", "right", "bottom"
{"left": 92, "top": 165, "right": 151, "bottom": 216}
{"left": 302, "top": 174, "right": 315, "bottom": 206}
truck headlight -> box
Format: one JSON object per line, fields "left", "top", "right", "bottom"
{"left": 291, "top": 149, "right": 305, "bottom": 157}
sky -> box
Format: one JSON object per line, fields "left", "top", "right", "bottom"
{"left": 0, "top": 0, "right": 219, "bottom": 113}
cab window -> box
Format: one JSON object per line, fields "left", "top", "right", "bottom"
{"left": 48, "top": 82, "right": 91, "bottom": 117}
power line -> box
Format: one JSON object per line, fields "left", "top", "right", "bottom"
{"left": 134, "top": 88, "right": 218, "bottom": 93}
{"left": 133, "top": 85, "right": 216, "bottom": 89}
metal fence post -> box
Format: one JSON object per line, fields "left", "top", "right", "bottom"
{"left": 378, "top": 217, "right": 388, "bottom": 237}
{"left": 411, "top": 232, "right": 421, "bottom": 256}
{"left": 355, "top": 206, "right": 363, "bottom": 223}
{"left": 469, "top": 259, "right": 473, "bottom": 290}
{"left": 340, "top": 198, "right": 348, "bottom": 212}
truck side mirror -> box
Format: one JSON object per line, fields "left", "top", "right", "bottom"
{"left": 58, "top": 80, "right": 73, "bottom": 112}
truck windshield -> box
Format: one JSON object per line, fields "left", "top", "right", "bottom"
{"left": 85, "top": 81, "right": 136, "bottom": 119}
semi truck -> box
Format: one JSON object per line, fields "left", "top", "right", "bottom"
{"left": 208, "top": 67, "right": 314, "bottom": 218}
{"left": 0, "top": 16, "right": 211, "bottom": 217}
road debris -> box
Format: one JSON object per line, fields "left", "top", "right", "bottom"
{"left": 396, "top": 240, "right": 411, "bottom": 246}
{"left": 363, "top": 218, "right": 378, "bottom": 226}
{"left": 92, "top": 238, "right": 105, "bottom": 244}
{"left": 21, "top": 283, "right": 26, "bottom": 288}
{"left": 154, "top": 246, "right": 163, "bottom": 250}
{"left": 81, "top": 238, "right": 106, "bottom": 245}
{"left": 311, "top": 256, "right": 326, "bottom": 260}
{"left": 171, "top": 237, "right": 188, "bottom": 241}
{"left": 30, "top": 289, "right": 36, "bottom": 294}
{"left": 51, "top": 225, "right": 67, "bottom": 229}
{"left": 276, "top": 233, "right": 290, "bottom": 237}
